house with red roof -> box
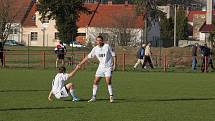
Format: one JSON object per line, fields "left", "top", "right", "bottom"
{"left": 7, "top": 0, "right": 169, "bottom": 47}
{"left": 19, "top": 1, "right": 146, "bottom": 47}
{"left": 186, "top": 0, "right": 214, "bottom": 46}
{"left": 1, "top": 0, "right": 35, "bottom": 43}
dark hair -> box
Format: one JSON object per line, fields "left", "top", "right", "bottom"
{"left": 58, "top": 66, "right": 66, "bottom": 73}
{"left": 97, "top": 36, "right": 103, "bottom": 40}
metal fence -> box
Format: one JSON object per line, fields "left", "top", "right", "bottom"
{"left": 1, "top": 50, "right": 214, "bottom": 72}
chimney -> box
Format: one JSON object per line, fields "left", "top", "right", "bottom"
{"left": 206, "top": 0, "right": 213, "bottom": 24}
{"left": 108, "top": 0, "right": 112, "bottom": 5}
{"left": 125, "top": 0, "right": 128, "bottom": 6}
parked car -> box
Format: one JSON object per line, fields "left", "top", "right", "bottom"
{"left": 63, "top": 41, "right": 86, "bottom": 48}
{"left": 4, "top": 40, "right": 24, "bottom": 46}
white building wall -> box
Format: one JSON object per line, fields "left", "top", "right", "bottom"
{"left": 199, "top": 32, "right": 206, "bottom": 41}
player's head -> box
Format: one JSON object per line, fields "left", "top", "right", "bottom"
{"left": 142, "top": 44, "right": 146, "bottom": 47}
{"left": 58, "top": 66, "right": 66, "bottom": 73}
{"left": 96, "top": 36, "right": 104, "bottom": 46}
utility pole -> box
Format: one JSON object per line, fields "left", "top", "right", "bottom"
{"left": 144, "top": 13, "right": 148, "bottom": 43}
{"left": 174, "top": 4, "right": 177, "bottom": 47}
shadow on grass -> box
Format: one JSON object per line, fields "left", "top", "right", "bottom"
{"left": 125, "top": 97, "right": 215, "bottom": 103}
{"left": 145, "top": 97, "right": 215, "bottom": 102}
{"left": 63, "top": 98, "right": 126, "bottom": 103}
{"left": 0, "top": 106, "right": 82, "bottom": 112}
{"left": 0, "top": 89, "right": 48, "bottom": 93}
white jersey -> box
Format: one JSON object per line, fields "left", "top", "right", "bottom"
{"left": 51, "top": 73, "right": 69, "bottom": 94}
{"left": 88, "top": 44, "right": 115, "bottom": 68}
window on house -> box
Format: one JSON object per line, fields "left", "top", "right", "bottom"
{"left": 31, "top": 32, "right": 38, "bottom": 41}
{"left": 32, "top": 15, "right": 36, "bottom": 22}
{"left": 41, "top": 17, "right": 49, "bottom": 23}
{"left": 13, "top": 28, "right": 18, "bottom": 34}
{"left": 55, "top": 32, "right": 59, "bottom": 40}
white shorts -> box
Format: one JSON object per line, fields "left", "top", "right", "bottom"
{"left": 54, "top": 86, "right": 69, "bottom": 99}
{"left": 95, "top": 67, "right": 112, "bottom": 77}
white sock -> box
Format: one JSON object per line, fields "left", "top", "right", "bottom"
{"left": 108, "top": 85, "right": 113, "bottom": 96}
{"left": 92, "top": 84, "right": 98, "bottom": 98}
{"left": 69, "top": 89, "right": 76, "bottom": 99}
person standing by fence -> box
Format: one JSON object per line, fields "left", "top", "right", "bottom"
{"left": 208, "top": 48, "right": 215, "bottom": 71}
{"left": 200, "top": 44, "right": 210, "bottom": 72}
{"left": 55, "top": 41, "right": 67, "bottom": 68}
{"left": 191, "top": 43, "right": 198, "bottom": 71}
{"left": 142, "top": 42, "right": 154, "bottom": 69}
{"left": 133, "top": 44, "right": 146, "bottom": 69}
{"left": 0, "top": 42, "right": 3, "bottom": 67}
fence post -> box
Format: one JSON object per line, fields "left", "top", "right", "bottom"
{"left": 204, "top": 56, "right": 208, "bottom": 73}
{"left": 3, "top": 51, "right": 5, "bottom": 67}
{"left": 43, "top": 52, "right": 46, "bottom": 69}
{"left": 123, "top": 53, "right": 125, "bottom": 71}
{"left": 163, "top": 54, "right": 167, "bottom": 72}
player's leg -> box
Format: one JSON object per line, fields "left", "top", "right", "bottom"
{"left": 104, "top": 67, "right": 114, "bottom": 103}
{"left": 56, "top": 57, "right": 59, "bottom": 68}
{"left": 61, "top": 55, "right": 65, "bottom": 66}
{"left": 142, "top": 56, "right": 147, "bottom": 69}
{"left": 105, "top": 76, "right": 114, "bottom": 103}
{"left": 88, "top": 76, "right": 101, "bottom": 102}
{"left": 134, "top": 59, "right": 140, "bottom": 69}
{"left": 148, "top": 56, "right": 154, "bottom": 69}
{"left": 66, "top": 83, "right": 79, "bottom": 101}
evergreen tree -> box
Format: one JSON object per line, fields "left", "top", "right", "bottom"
{"left": 176, "top": 7, "right": 189, "bottom": 41}
{"left": 160, "top": 17, "right": 174, "bottom": 47}
{"left": 37, "top": 0, "right": 91, "bottom": 44}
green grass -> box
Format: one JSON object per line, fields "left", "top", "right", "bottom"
{"left": 0, "top": 69, "right": 215, "bottom": 121}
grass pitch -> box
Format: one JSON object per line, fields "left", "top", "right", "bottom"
{"left": 0, "top": 69, "right": 215, "bottom": 121}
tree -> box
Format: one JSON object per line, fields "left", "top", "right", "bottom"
{"left": 209, "top": 31, "right": 215, "bottom": 47}
{"left": 37, "top": 0, "right": 91, "bottom": 44}
{"left": 134, "top": 0, "right": 163, "bottom": 44}
{"left": 176, "top": 7, "right": 189, "bottom": 41}
{"left": 0, "top": 0, "right": 22, "bottom": 44}
{"left": 156, "top": 0, "right": 197, "bottom": 6}
{"left": 160, "top": 17, "right": 174, "bottom": 47}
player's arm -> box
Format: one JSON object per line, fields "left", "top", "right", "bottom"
{"left": 67, "top": 65, "right": 80, "bottom": 79}
{"left": 112, "top": 56, "right": 116, "bottom": 71}
{"left": 110, "top": 46, "right": 116, "bottom": 71}
{"left": 48, "top": 90, "right": 53, "bottom": 101}
{"left": 78, "top": 48, "right": 95, "bottom": 67}
{"left": 78, "top": 56, "right": 88, "bottom": 67}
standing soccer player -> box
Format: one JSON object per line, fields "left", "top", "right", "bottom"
{"left": 48, "top": 66, "right": 80, "bottom": 102}
{"left": 78, "top": 36, "right": 116, "bottom": 103}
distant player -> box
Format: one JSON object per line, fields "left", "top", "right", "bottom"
{"left": 48, "top": 66, "right": 80, "bottom": 102}
{"left": 78, "top": 36, "right": 116, "bottom": 103}
{"left": 55, "top": 41, "right": 67, "bottom": 68}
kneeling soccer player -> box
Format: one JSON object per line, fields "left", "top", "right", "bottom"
{"left": 48, "top": 66, "right": 80, "bottom": 102}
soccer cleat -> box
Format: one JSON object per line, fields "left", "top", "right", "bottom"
{"left": 110, "top": 96, "right": 114, "bottom": 103}
{"left": 88, "top": 97, "right": 96, "bottom": 102}
{"left": 72, "top": 97, "right": 80, "bottom": 102}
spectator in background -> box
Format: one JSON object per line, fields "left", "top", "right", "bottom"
{"left": 142, "top": 42, "right": 154, "bottom": 69}
{"left": 199, "top": 44, "right": 210, "bottom": 72}
{"left": 133, "top": 44, "right": 146, "bottom": 69}
{"left": 55, "top": 41, "right": 67, "bottom": 68}
{"left": 208, "top": 48, "right": 215, "bottom": 71}
{"left": 0, "top": 42, "right": 4, "bottom": 66}
{"left": 191, "top": 43, "right": 198, "bottom": 70}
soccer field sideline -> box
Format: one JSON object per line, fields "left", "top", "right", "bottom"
{"left": 0, "top": 69, "right": 215, "bottom": 121}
